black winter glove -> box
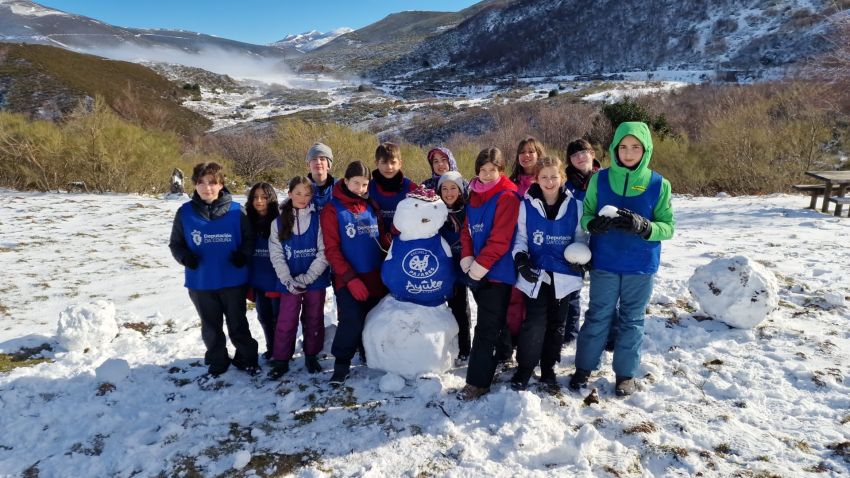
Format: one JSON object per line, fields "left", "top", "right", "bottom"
{"left": 182, "top": 253, "right": 200, "bottom": 270}
{"left": 514, "top": 251, "right": 540, "bottom": 283}
{"left": 464, "top": 272, "right": 482, "bottom": 293}
{"left": 587, "top": 215, "right": 615, "bottom": 235}
{"left": 569, "top": 261, "right": 592, "bottom": 275}
{"left": 229, "top": 251, "right": 248, "bottom": 268}
{"left": 612, "top": 208, "right": 652, "bottom": 239}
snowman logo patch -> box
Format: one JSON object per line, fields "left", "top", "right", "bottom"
{"left": 532, "top": 230, "right": 545, "bottom": 246}
{"left": 284, "top": 245, "right": 292, "bottom": 260}
{"left": 403, "top": 248, "right": 438, "bottom": 279}
{"left": 191, "top": 229, "right": 202, "bottom": 246}
{"left": 345, "top": 222, "right": 356, "bottom": 239}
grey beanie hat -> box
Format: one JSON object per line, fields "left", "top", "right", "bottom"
{"left": 437, "top": 170, "right": 464, "bottom": 192}
{"left": 306, "top": 142, "right": 333, "bottom": 166}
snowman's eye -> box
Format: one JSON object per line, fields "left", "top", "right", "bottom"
{"left": 414, "top": 203, "right": 419, "bottom": 207}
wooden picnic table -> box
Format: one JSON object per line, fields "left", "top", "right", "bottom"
{"left": 805, "top": 170, "right": 850, "bottom": 215}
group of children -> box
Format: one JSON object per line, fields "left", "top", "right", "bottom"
{"left": 169, "top": 121, "right": 674, "bottom": 399}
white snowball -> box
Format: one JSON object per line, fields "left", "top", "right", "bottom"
{"left": 393, "top": 197, "right": 447, "bottom": 241}
{"left": 232, "top": 450, "right": 251, "bottom": 470}
{"left": 56, "top": 300, "right": 119, "bottom": 352}
{"left": 564, "top": 242, "right": 592, "bottom": 264}
{"left": 363, "top": 296, "right": 459, "bottom": 379}
{"left": 378, "top": 373, "right": 406, "bottom": 393}
{"left": 687, "top": 256, "right": 779, "bottom": 329}
{"left": 95, "top": 358, "right": 130, "bottom": 383}
{"left": 598, "top": 205, "right": 619, "bottom": 218}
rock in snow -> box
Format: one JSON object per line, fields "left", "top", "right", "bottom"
{"left": 95, "top": 358, "right": 130, "bottom": 383}
{"left": 688, "top": 255, "right": 779, "bottom": 328}
{"left": 56, "top": 300, "right": 119, "bottom": 352}
{"left": 363, "top": 296, "right": 458, "bottom": 379}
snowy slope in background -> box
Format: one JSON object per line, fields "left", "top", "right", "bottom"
{"left": 0, "top": 191, "right": 848, "bottom": 476}
{"left": 270, "top": 28, "right": 354, "bottom": 53}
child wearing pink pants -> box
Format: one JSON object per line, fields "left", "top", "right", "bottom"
{"left": 267, "top": 176, "right": 330, "bottom": 378}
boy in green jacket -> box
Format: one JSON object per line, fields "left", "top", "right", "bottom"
{"left": 569, "top": 121, "right": 674, "bottom": 396}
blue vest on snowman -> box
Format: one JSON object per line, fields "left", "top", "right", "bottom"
{"left": 249, "top": 235, "right": 278, "bottom": 291}
{"left": 382, "top": 235, "right": 456, "bottom": 306}
{"left": 180, "top": 201, "right": 248, "bottom": 290}
{"left": 592, "top": 169, "right": 662, "bottom": 274}
{"left": 277, "top": 212, "right": 331, "bottom": 291}
{"left": 524, "top": 197, "right": 582, "bottom": 277}
{"left": 331, "top": 197, "right": 383, "bottom": 273}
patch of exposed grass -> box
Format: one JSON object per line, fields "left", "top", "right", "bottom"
{"left": 623, "top": 421, "right": 658, "bottom": 434}
{"left": 0, "top": 343, "right": 53, "bottom": 373}
{"left": 714, "top": 443, "right": 733, "bottom": 455}
{"left": 124, "top": 322, "right": 155, "bottom": 336}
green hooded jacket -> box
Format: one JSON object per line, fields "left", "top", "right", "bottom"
{"left": 580, "top": 121, "right": 675, "bottom": 241}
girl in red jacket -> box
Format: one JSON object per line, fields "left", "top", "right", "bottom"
{"left": 320, "top": 161, "right": 389, "bottom": 385}
{"left": 457, "top": 148, "right": 521, "bottom": 401}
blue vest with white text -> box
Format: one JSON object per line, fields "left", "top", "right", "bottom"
{"left": 311, "top": 179, "right": 335, "bottom": 211}
{"left": 278, "top": 212, "right": 331, "bottom": 291}
{"left": 592, "top": 169, "right": 662, "bottom": 274}
{"left": 466, "top": 190, "right": 517, "bottom": 285}
{"left": 180, "top": 201, "right": 248, "bottom": 290}
{"left": 249, "top": 235, "right": 279, "bottom": 291}
{"left": 382, "top": 235, "right": 456, "bottom": 306}
{"left": 368, "top": 178, "right": 413, "bottom": 230}
{"left": 332, "top": 197, "right": 383, "bottom": 273}
{"left": 524, "top": 197, "right": 581, "bottom": 276}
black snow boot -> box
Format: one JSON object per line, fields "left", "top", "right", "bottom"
{"left": 569, "top": 368, "right": 591, "bottom": 391}
{"left": 267, "top": 361, "right": 289, "bottom": 379}
{"left": 305, "top": 355, "right": 322, "bottom": 374}
{"left": 330, "top": 360, "right": 350, "bottom": 387}
{"left": 510, "top": 367, "right": 533, "bottom": 391}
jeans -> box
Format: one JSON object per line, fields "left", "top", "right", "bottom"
{"left": 574, "top": 270, "right": 654, "bottom": 378}
{"left": 254, "top": 289, "right": 280, "bottom": 355}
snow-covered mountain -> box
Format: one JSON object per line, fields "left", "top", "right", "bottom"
{"left": 270, "top": 28, "right": 354, "bottom": 53}
{"left": 297, "top": 0, "right": 847, "bottom": 80}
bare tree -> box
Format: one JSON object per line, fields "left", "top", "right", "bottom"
{"left": 208, "top": 133, "right": 283, "bottom": 184}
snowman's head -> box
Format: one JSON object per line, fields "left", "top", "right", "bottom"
{"left": 393, "top": 187, "right": 447, "bottom": 241}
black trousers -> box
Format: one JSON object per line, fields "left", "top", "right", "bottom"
{"left": 466, "top": 281, "right": 513, "bottom": 388}
{"left": 516, "top": 281, "right": 568, "bottom": 373}
{"left": 448, "top": 283, "right": 471, "bottom": 356}
{"left": 331, "top": 287, "right": 380, "bottom": 364}
{"left": 188, "top": 285, "right": 258, "bottom": 369}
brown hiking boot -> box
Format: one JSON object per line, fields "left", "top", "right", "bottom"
{"left": 456, "top": 384, "right": 490, "bottom": 401}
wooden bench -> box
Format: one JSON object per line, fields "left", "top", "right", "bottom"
{"left": 828, "top": 196, "right": 850, "bottom": 217}
{"left": 793, "top": 184, "right": 827, "bottom": 209}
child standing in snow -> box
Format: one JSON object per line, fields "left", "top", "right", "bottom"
{"left": 499, "top": 137, "right": 548, "bottom": 363}
{"left": 510, "top": 156, "right": 588, "bottom": 390}
{"left": 305, "top": 142, "right": 336, "bottom": 211}
{"left": 422, "top": 147, "right": 467, "bottom": 194}
{"left": 562, "top": 139, "right": 603, "bottom": 346}
{"left": 168, "top": 162, "right": 259, "bottom": 377}
{"left": 321, "top": 161, "right": 390, "bottom": 385}
{"left": 457, "top": 148, "right": 520, "bottom": 401}
{"left": 246, "top": 182, "right": 281, "bottom": 360}
{"left": 437, "top": 170, "right": 471, "bottom": 363}
{"left": 570, "top": 122, "right": 675, "bottom": 396}
{"left": 267, "top": 176, "right": 330, "bottom": 379}
{"left": 368, "top": 142, "right": 417, "bottom": 231}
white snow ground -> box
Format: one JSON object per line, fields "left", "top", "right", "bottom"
{"left": 0, "top": 191, "right": 849, "bottom": 477}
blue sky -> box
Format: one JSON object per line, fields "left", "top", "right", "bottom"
{"left": 37, "top": 0, "right": 481, "bottom": 44}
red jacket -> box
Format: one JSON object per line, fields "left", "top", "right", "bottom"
{"left": 460, "top": 175, "right": 520, "bottom": 270}
{"left": 320, "top": 181, "right": 389, "bottom": 298}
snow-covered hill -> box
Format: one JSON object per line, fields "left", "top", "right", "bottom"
{"left": 0, "top": 190, "right": 848, "bottom": 476}
{"left": 270, "top": 28, "right": 354, "bottom": 53}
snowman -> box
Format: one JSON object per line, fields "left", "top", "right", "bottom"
{"left": 363, "top": 187, "right": 459, "bottom": 380}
